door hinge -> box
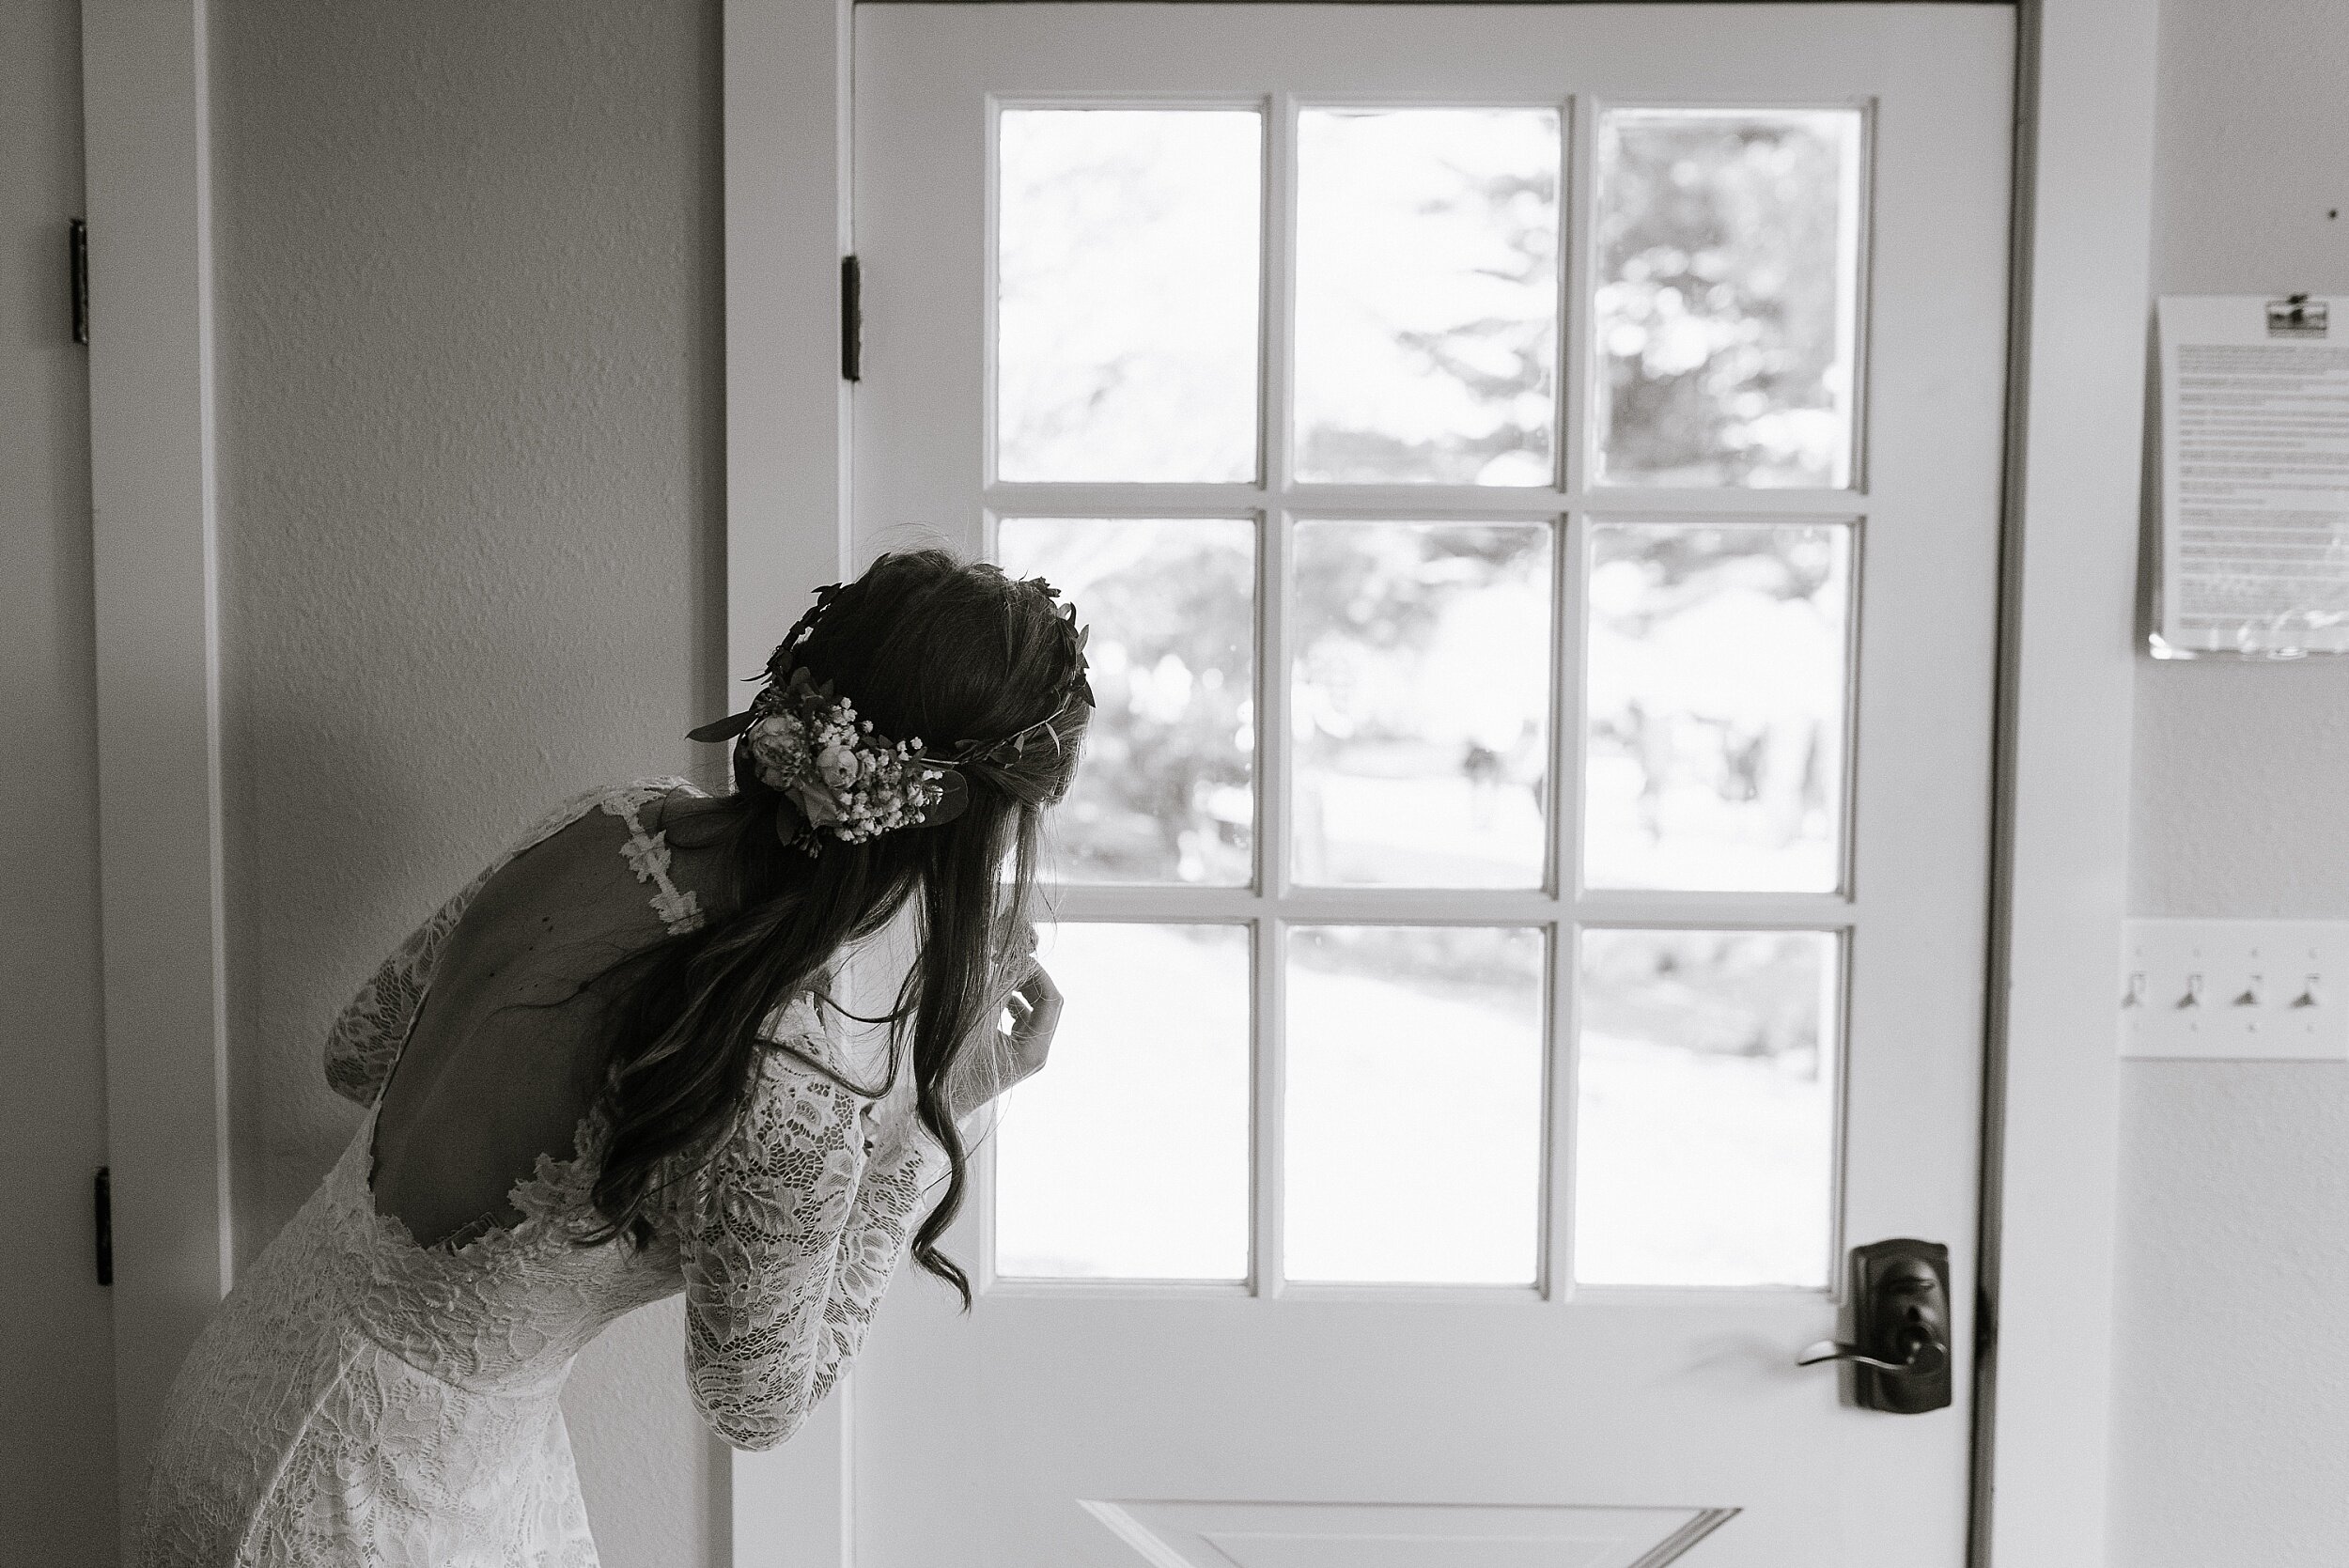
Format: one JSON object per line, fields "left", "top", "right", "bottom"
{"left": 94, "top": 1166, "right": 113, "bottom": 1286}
{"left": 70, "top": 217, "right": 89, "bottom": 346}
{"left": 840, "top": 254, "right": 862, "bottom": 382}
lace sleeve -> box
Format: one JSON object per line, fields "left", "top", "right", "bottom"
{"left": 680, "top": 1006, "right": 943, "bottom": 1452}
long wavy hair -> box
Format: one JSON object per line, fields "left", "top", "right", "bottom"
{"left": 577, "top": 550, "right": 1089, "bottom": 1305}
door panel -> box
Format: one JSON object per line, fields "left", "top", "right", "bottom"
{"left": 851, "top": 7, "right": 2012, "bottom": 1563}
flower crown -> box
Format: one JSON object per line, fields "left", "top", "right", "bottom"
{"left": 687, "top": 575, "right": 1092, "bottom": 854}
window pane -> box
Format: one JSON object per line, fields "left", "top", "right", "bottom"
{"left": 1295, "top": 108, "right": 1560, "bottom": 486}
{"left": 997, "top": 109, "right": 1261, "bottom": 482}
{"left": 1594, "top": 109, "right": 1861, "bottom": 489}
{"left": 1285, "top": 925, "right": 1545, "bottom": 1283}
{"left": 1583, "top": 522, "right": 1849, "bottom": 893}
{"left": 1292, "top": 520, "right": 1551, "bottom": 888}
{"left": 994, "top": 923, "right": 1251, "bottom": 1281}
{"left": 997, "top": 518, "right": 1255, "bottom": 885}
{"left": 1574, "top": 929, "right": 1839, "bottom": 1288}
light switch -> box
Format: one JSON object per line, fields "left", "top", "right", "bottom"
{"left": 2121, "top": 919, "right": 2349, "bottom": 1061}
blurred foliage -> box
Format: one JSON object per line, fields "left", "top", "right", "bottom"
{"left": 1581, "top": 929, "right": 1828, "bottom": 1066}
{"left": 1283, "top": 925, "right": 1828, "bottom": 1066}
{"left": 1292, "top": 520, "right": 1552, "bottom": 886}
{"left": 1596, "top": 114, "right": 1853, "bottom": 486}
{"left": 1584, "top": 521, "right": 1846, "bottom": 875}
{"left": 1296, "top": 521, "right": 1537, "bottom": 660}
{"left": 1589, "top": 522, "right": 1841, "bottom": 606}
{"left": 1004, "top": 111, "right": 1853, "bottom": 908}
{"left": 1297, "top": 109, "right": 1851, "bottom": 489}
{"left": 1289, "top": 924, "right": 1546, "bottom": 1013}
{"left": 998, "top": 109, "right": 1262, "bottom": 482}
{"left": 1297, "top": 123, "right": 1558, "bottom": 485}
{"left": 1003, "top": 520, "right": 1255, "bottom": 883}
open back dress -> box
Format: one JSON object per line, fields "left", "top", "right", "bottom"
{"left": 136, "top": 780, "right": 940, "bottom": 1568}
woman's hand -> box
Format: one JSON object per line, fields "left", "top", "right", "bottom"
{"left": 942, "top": 953, "right": 1064, "bottom": 1126}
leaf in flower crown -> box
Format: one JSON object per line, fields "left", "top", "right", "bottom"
{"left": 926, "top": 768, "right": 970, "bottom": 825}
{"left": 787, "top": 779, "right": 841, "bottom": 828}
{"left": 686, "top": 709, "right": 758, "bottom": 744}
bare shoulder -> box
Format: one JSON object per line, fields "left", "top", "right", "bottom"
{"left": 459, "top": 784, "right": 712, "bottom": 950}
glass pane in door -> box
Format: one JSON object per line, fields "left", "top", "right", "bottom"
{"left": 1574, "top": 927, "right": 1841, "bottom": 1287}
{"left": 1582, "top": 520, "right": 1852, "bottom": 892}
{"left": 1294, "top": 107, "right": 1561, "bottom": 485}
{"left": 1292, "top": 520, "right": 1553, "bottom": 888}
{"left": 1593, "top": 108, "right": 1863, "bottom": 489}
{"left": 1284, "top": 924, "right": 1546, "bottom": 1284}
{"left": 997, "top": 108, "right": 1263, "bottom": 482}
{"left": 997, "top": 517, "right": 1256, "bottom": 885}
{"left": 995, "top": 922, "right": 1252, "bottom": 1281}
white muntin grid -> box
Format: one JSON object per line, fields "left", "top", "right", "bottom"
{"left": 970, "top": 93, "right": 1873, "bottom": 1305}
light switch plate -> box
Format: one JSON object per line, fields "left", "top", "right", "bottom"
{"left": 2121, "top": 919, "right": 2349, "bottom": 1061}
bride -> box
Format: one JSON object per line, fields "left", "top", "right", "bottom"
{"left": 138, "top": 550, "right": 1088, "bottom": 1567}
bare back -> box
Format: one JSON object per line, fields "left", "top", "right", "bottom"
{"left": 369, "top": 791, "right": 731, "bottom": 1249}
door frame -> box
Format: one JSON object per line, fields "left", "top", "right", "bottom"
{"left": 84, "top": 2, "right": 2154, "bottom": 1562}
{"left": 79, "top": 5, "right": 233, "bottom": 1559}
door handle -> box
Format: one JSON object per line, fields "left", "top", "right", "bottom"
{"left": 1797, "top": 1238, "right": 1953, "bottom": 1414}
{"left": 1795, "top": 1331, "right": 1943, "bottom": 1377}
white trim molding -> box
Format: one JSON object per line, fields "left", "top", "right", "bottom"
{"left": 1974, "top": 0, "right": 2160, "bottom": 1563}
{"left": 731, "top": 1400, "right": 852, "bottom": 1568}
{"left": 723, "top": 0, "right": 856, "bottom": 684}
{"left": 79, "top": 0, "right": 232, "bottom": 1545}
{"left": 723, "top": 1, "right": 859, "bottom": 1560}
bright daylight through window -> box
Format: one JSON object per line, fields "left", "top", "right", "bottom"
{"left": 985, "top": 101, "right": 1861, "bottom": 1293}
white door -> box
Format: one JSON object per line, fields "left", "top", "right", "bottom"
{"left": 849, "top": 7, "right": 2012, "bottom": 1564}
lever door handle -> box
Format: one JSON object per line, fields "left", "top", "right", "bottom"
{"left": 1797, "top": 1314, "right": 1948, "bottom": 1376}
{"left": 1798, "top": 1341, "right": 1910, "bottom": 1374}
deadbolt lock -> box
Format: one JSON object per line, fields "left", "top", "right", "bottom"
{"left": 1796, "top": 1238, "right": 1954, "bottom": 1414}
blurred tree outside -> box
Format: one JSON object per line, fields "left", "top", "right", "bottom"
{"left": 1000, "top": 519, "right": 1255, "bottom": 884}
{"left": 998, "top": 110, "right": 1260, "bottom": 483}
{"left": 1595, "top": 112, "right": 1857, "bottom": 487}
{"left": 1292, "top": 520, "right": 1552, "bottom": 888}
{"left": 1000, "top": 108, "right": 1858, "bottom": 915}
{"left": 1584, "top": 521, "right": 1848, "bottom": 893}
{"left": 1295, "top": 107, "right": 1559, "bottom": 485}
{"left": 1580, "top": 928, "right": 1830, "bottom": 1070}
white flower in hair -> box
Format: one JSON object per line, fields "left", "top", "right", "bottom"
{"left": 743, "top": 711, "right": 808, "bottom": 793}
{"left": 815, "top": 743, "right": 862, "bottom": 791}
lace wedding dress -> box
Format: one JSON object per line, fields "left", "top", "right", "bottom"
{"left": 137, "top": 780, "right": 941, "bottom": 1568}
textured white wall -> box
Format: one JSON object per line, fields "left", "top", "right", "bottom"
{"left": 2112, "top": 0, "right": 2349, "bottom": 1557}
{"left": 0, "top": 0, "right": 119, "bottom": 1560}
{"left": 208, "top": 2, "right": 731, "bottom": 1561}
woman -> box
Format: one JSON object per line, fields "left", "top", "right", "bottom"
{"left": 138, "top": 551, "right": 1088, "bottom": 1567}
